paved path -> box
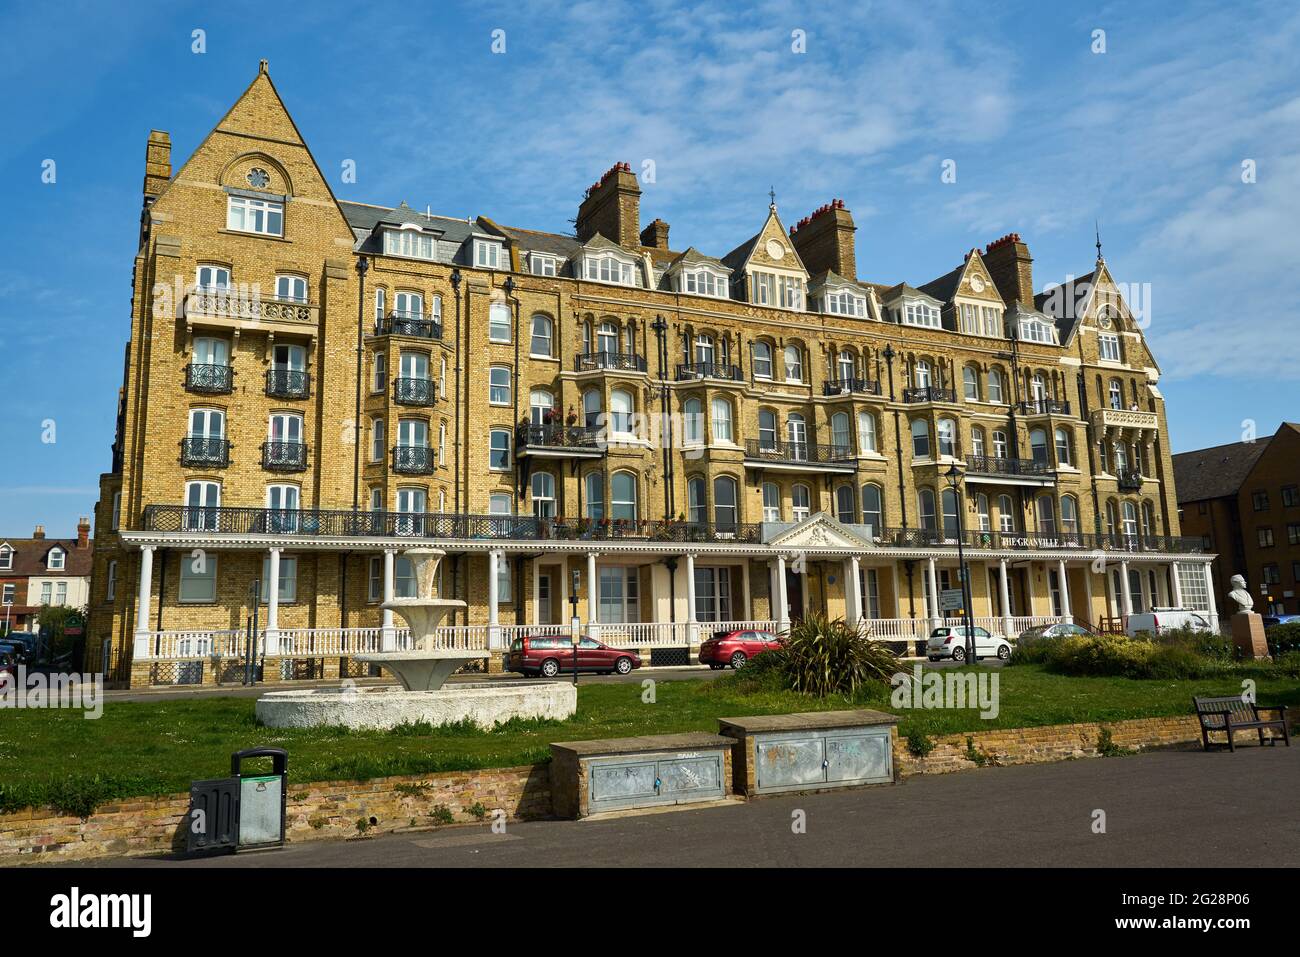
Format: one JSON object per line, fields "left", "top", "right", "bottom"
{"left": 81, "top": 745, "right": 1299, "bottom": 868}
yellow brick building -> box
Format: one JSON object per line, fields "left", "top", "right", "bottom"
{"left": 87, "top": 64, "right": 1216, "bottom": 685}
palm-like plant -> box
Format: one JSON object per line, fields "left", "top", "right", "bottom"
{"left": 772, "top": 614, "right": 899, "bottom": 696}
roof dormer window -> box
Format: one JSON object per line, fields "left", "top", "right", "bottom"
{"left": 474, "top": 239, "right": 504, "bottom": 270}
{"left": 1017, "top": 317, "right": 1058, "bottom": 344}
{"left": 584, "top": 254, "right": 635, "bottom": 286}
{"left": 0, "top": 544, "right": 11, "bottom": 571}
{"left": 682, "top": 269, "right": 728, "bottom": 299}
{"left": 529, "top": 253, "right": 557, "bottom": 277}
{"left": 48, "top": 547, "right": 65, "bottom": 571}
{"left": 902, "top": 301, "right": 941, "bottom": 328}
{"left": 824, "top": 289, "right": 866, "bottom": 317}
{"left": 383, "top": 227, "right": 437, "bottom": 261}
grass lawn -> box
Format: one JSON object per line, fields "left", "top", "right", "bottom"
{"left": 3, "top": 665, "right": 1298, "bottom": 816}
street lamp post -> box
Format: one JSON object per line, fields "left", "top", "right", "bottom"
{"left": 945, "top": 464, "right": 976, "bottom": 663}
{"left": 569, "top": 571, "right": 581, "bottom": 688}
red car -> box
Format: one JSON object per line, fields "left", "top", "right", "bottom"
{"left": 506, "top": 635, "right": 641, "bottom": 678}
{"left": 698, "top": 629, "right": 781, "bottom": 669}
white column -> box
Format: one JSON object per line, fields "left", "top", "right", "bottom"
{"left": 380, "top": 548, "right": 397, "bottom": 651}
{"left": 264, "top": 547, "right": 282, "bottom": 655}
{"left": 1204, "top": 562, "right": 1218, "bottom": 622}
{"left": 586, "top": 551, "right": 600, "bottom": 640}
{"left": 740, "top": 560, "right": 751, "bottom": 621}
{"left": 848, "top": 556, "right": 863, "bottom": 629}
{"left": 998, "top": 557, "right": 1012, "bottom": 637}
{"left": 1119, "top": 560, "right": 1133, "bottom": 616}
{"left": 1170, "top": 562, "right": 1184, "bottom": 608}
{"left": 684, "top": 552, "right": 697, "bottom": 619}
{"left": 132, "top": 545, "right": 156, "bottom": 658}
{"left": 776, "top": 554, "right": 789, "bottom": 631}
{"left": 487, "top": 549, "right": 500, "bottom": 622}
{"left": 531, "top": 556, "right": 542, "bottom": 626}
{"left": 1057, "top": 559, "right": 1071, "bottom": 619}
{"left": 926, "top": 556, "right": 940, "bottom": 628}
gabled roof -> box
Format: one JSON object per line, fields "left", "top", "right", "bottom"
{"left": 918, "top": 262, "right": 965, "bottom": 303}
{"left": 1035, "top": 270, "right": 1095, "bottom": 342}
{"left": 720, "top": 234, "right": 759, "bottom": 273}
{"left": 666, "top": 246, "right": 730, "bottom": 271}
{"left": 1171, "top": 438, "right": 1271, "bottom": 504}
{"left": 0, "top": 538, "right": 94, "bottom": 578}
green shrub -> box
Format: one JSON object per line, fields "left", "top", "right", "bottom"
{"left": 768, "top": 615, "right": 899, "bottom": 697}
{"left": 906, "top": 733, "right": 935, "bottom": 758}
{"left": 1143, "top": 644, "right": 1212, "bottom": 680}
{"left": 1276, "top": 650, "right": 1300, "bottom": 677}
{"left": 429, "top": 804, "right": 454, "bottom": 825}
{"left": 1266, "top": 622, "right": 1300, "bottom": 656}
{"left": 1009, "top": 635, "right": 1051, "bottom": 665}
{"left": 1154, "top": 626, "right": 1234, "bottom": 663}
{"left": 1046, "top": 634, "right": 1156, "bottom": 678}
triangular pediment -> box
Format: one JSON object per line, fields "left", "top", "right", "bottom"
{"left": 768, "top": 512, "right": 872, "bottom": 550}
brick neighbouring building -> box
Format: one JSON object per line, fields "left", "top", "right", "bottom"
{"left": 1, "top": 521, "right": 93, "bottom": 636}
{"left": 86, "top": 63, "right": 1215, "bottom": 687}
{"left": 1173, "top": 422, "right": 1300, "bottom": 617}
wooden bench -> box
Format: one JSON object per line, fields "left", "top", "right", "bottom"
{"left": 1193, "top": 695, "right": 1290, "bottom": 752}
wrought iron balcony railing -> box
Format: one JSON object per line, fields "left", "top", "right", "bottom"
{"left": 374, "top": 314, "right": 443, "bottom": 340}
{"left": 902, "top": 386, "right": 957, "bottom": 403}
{"left": 575, "top": 351, "right": 647, "bottom": 373}
{"left": 967, "top": 455, "right": 1053, "bottom": 477}
{"left": 1117, "top": 469, "right": 1144, "bottom": 491}
{"left": 516, "top": 423, "right": 602, "bottom": 451}
{"left": 180, "top": 436, "right": 230, "bottom": 468}
{"left": 1018, "top": 398, "right": 1071, "bottom": 415}
{"left": 744, "top": 439, "right": 856, "bottom": 466}
{"left": 185, "top": 363, "right": 233, "bottom": 394}
{"left": 823, "top": 377, "right": 883, "bottom": 397}
{"left": 262, "top": 441, "right": 307, "bottom": 471}
{"left": 265, "top": 369, "right": 310, "bottom": 399}
{"left": 392, "top": 445, "right": 435, "bottom": 474}
{"left": 393, "top": 377, "right": 435, "bottom": 406}
{"left": 676, "top": 361, "right": 745, "bottom": 382}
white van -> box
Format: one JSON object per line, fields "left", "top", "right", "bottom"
{"left": 1125, "top": 608, "right": 1217, "bottom": 637}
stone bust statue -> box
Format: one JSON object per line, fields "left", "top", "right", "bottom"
{"left": 1228, "top": 574, "right": 1254, "bottom": 614}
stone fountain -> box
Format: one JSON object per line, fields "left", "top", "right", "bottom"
{"left": 255, "top": 548, "right": 576, "bottom": 730}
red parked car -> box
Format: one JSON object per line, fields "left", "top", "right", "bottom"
{"left": 506, "top": 635, "right": 642, "bottom": 678}
{"left": 698, "top": 630, "right": 781, "bottom": 669}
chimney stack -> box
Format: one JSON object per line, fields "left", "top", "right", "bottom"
{"left": 640, "top": 218, "right": 670, "bottom": 250}
{"left": 982, "top": 233, "right": 1035, "bottom": 307}
{"left": 576, "top": 162, "right": 641, "bottom": 248}
{"left": 789, "top": 200, "right": 857, "bottom": 280}
{"left": 143, "top": 130, "right": 171, "bottom": 202}
{"left": 77, "top": 517, "right": 91, "bottom": 549}
{"left": 32, "top": 524, "right": 45, "bottom": 540}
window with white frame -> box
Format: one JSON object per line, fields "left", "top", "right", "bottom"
{"left": 857, "top": 411, "right": 877, "bottom": 453}
{"left": 762, "top": 482, "right": 781, "bottom": 522}
{"left": 963, "top": 366, "right": 980, "bottom": 400}
{"left": 394, "top": 291, "right": 423, "bottom": 319}
{"left": 530, "top": 314, "right": 554, "bottom": 357}
{"left": 611, "top": 471, "right": 638, "bottom": 521}
{"left": 584, "top": 473, "right": 604, "bottom": 521}
{"left": 711, "top": 398, "right": 733, "bottom": 443}
{"left": 752, "top": 341, "right": 773, "bottom": 378}
{"left": 1018, "top": 317, "right": 1056, "bottom": 343}
{"left": 529, "top": 253, "right": 557, "bottom": 277}
{"left": 937, "top": 418, "right": 957, "bottom": 457}
{"left": 683, "top": 269, "right": 727, "bottom": 298}
{"left": 824, "top": 289, "right": 866, "bottom": 317}
{"left": 687, "top": 477, "right": 707, "bottom": 524}
{"left": 713, "top": 476, "right": 739, "bottom": 529}
{"left": 47, "top": 548, "right": 64, "bottom": 571}
{"left": 369, "top": 555, "right": 416, "bottom": 601}
{"left": 831, "top": 412, "right": 851, "bottom": 451}
{"left": 0, "top": 545, "right": 12, "bottom": 571}
{"left": 610, "top": 389, "right": 634, "bottom": 436}
{"left": 693, "top": 566, "right": 732, "bottom": 622}
{"left": 792, "top": 484, "right": 811, "bottom": 521}
{"left": 778, "top": 275, "right": 804, "bottom": 310}
{"left": 835, "top": 485, "right": 855, "bottom": 524}
{"left": 531, "top": 472, "right": 556, "bottom": 518}
{"left": 489, "top": 366, "right": 511, "bottom": 405}
{"left": 179, "top": 551, "right": 217, "bottom": 602}
{"left": 260, "top": 556, "right": 298, "bottom": 603}
{"left": 106, "top": 560, "right": 117, "bottom": 601}
{"left": 196, "top": 264, "right": 231, "bottom": 290}
{"left": 183, "top": 480, "right": 221, "bottom": 531}
{"left": 585, "top": 254, "right": 635, "bottom": 286}
{"left": 371, "top": 417, "right": 385, "bottom": 462}
{"left": 372, "top": 352, "right": 386, "bottom": 393}
{"left": 911, "top": 419, "right": 931, "bottom": 458}
{"left": 598, "top": 567, "right": 640, "bottom": 623}
{"left": 488, "top": 302, "right": 511, "bottom": 342}
{"left": 1099, "top": 333, "right": 1121, "bottom": 362}
{"left": 861, "top": 484, "right": 883, "bottom": 534}
{"left": 998, "top": 494, "right": 1016, "bottom": 533}
{"left": 474, "top": 239, "right": 503, "bottom": 269}
{"left": 489, "top": 492, "right": 512, "bottom": 515}
{"left": 903, "top": 301, "right": 942, "bottom": 328}
{"left": 384, "top": 228, "right": 436, "bottom": 260}
{"left": 227, "top": 195, "right": 283, "bottom": 236}
{"left": 987, "top": 369, "right": 1004, "bottom": 403}
{"left": 683, "top": 398, "right": 703, "bottom": 444}
{"left": 275, "top": 275, "right": 307, "bottom": 303}
{"left": 489, "top": 429, "right": 511, "bottom": 470}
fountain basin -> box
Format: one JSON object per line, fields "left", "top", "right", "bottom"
{"left": 255, "top": 680, "right": 577, "bottom": 730}
{"left": 354, "top": 650, "right": 488, "bottom": 692}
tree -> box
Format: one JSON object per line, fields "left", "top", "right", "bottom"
{"left": 36, "top": 605, "right": 86, "bottom": 659}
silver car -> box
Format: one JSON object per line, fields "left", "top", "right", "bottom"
{"left": 926, "top": 625, "right": 1011, "bottom": 662}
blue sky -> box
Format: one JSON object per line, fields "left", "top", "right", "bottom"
{"left": 2, "top": 0, "right": 1297, "bottom": 537}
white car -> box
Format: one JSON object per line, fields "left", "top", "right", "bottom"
{"left": 1125, "top": 608, "right": 1217, "bottom": 637}
{"left": 926, "top": 626, "right": 1012, "bottom": 662}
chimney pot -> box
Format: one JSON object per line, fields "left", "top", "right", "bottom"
{"left": 788, "top": 200, "right": 857, "bottom": 281}
{"left": 33, "top": 524, "right": 45, "bottom": 540}
{"left": 576, "top": 162, "right": 642, "bottom": 247}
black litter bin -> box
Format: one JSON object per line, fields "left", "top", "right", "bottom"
{"left": 186, "top": 747, "right": 288, "bottom": 855}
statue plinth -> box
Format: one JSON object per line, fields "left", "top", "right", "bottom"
{"left": 1230, "top": 611, "right": 1269, "bottom": 660}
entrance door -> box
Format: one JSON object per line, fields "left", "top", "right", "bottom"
{"left": 785, "top": 569, "right": 805, "bottom": 623}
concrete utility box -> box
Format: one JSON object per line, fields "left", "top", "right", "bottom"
{"left": 718, "top": 710, "right": 900, "bottom": 797}
{"left": 550, "top": 733, "right": 735, "bottom": 818}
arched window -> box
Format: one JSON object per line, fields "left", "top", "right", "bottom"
{"left": 792, "top": 484, "right": 811, "bottom": 521}
{"left": 975, "top": 493, "right": 991, "bottom": 531}
{"left": 1113, "top": 440, "right": 1128, "bottom": 472}
{"left": 835, "top": 484, "right": 855, "bottom": 524}
{"left": 687, "top": 476, "right": 707, "bottom": 524}
{"left": 611, "top": 471, "right": 637, "bottom": 521}
{"left": 860, "top": 484, "right": 883, "bottom": 534}
{"left": 963, "top": 366, "right": 980, "bottom": 400}
{"left": 1036, "top": 495, "right": 1057, "bottom": 534}
{"left": 784, "top": 344, "right": 803, "bottom": 382}
{"left": 488, "top": 365, "right": 511, "bottom": 405}
{"left": 531, "top": 472, "right": 556, "bottom": 518}
{"left": 1030, "top": 373, "right": 1047, "bottom": 409}
{"left": 941, "top": 488, "right": 960, "bottom": 536}
{"left": 937, "top": 417, "right": 957, "bottom": 457}
{"left": 971, "top": 425, "right": 986, "bottom": 458}
{"left": 918, "top": 488, "right": 937, "bottom": 531}
{"left": 713, "top": 476, "right": 738, "bottom": 529}
{"left": 1061, "top": 494, "right": 1080, "bottom": 533}
{"left": 914, "top": 360, "right": 931, "bottom": 388}
{"left": 488, "top": 301, "right": 511, "bottom": 342}
{"left": 752, "top": 341, "right": 773, "bottom": 378}
{"left": 598, "top": 321, "right": 619, "bottom": 355}
{"left": 786, "top": 413, "right": 807, "bottom": 458}
{"left": 585, "top": 471, "right": 604, "bottom": 521}
{"left": 711, "top": 397, "right": 733, "bottom": 443}
{"left": 997, "top": 494, "right": 1016, "bottom": 533}
{"left": 911, "top": 418, "right": 931, "bottom": 458}
{"left": 762, "top": 482, "right": 781, "bottom": 522}
{"left": 837, "top": 350, "right": 855, "bottom": 383}
{"left": 530, "top": 388, "right": 554, "bottom": 426}
{"left": 1029, "top": 428, "right": 1049, "bottom": 464}
{"left": 530, "top": 313, "right": 553, "bottom": 356}
{"left": 758, "top": 408, "right": 778, "bottom": 450}
{"left": 1054, "top": 427, "right": 1071, "bottom": 466}
{"left": 987, "top": 369, "right": 1004, "bottom": 403}
{"left": 583, "top": 389, "right": 602, "bottom": 429}
{"left": 857, "top": 411, "right": 878, "bottom": 453}
{"left": 1109, "top": 378, "right": 1123, "bottom": 410}
{"left": 1105, "top": 500, "right": 1119, "bottom": 536}
{"left": 831, "top": 412, "right": 851, "bottom": 451}
{"left": 610, "top": 388, "right": 634, "bottom": 435}
{"left": 683, "top": 397, "right": 703, "bottom": 443}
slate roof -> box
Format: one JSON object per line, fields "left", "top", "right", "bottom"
{"left": 1171, "top": 438, "right": 1270, "bottom": 504}
{"left": 1035, "top": 270, "right": 1095, "bottom": 342}
{"left": 0, "top": 538, "right": 94, "bottom": 578}
{"left": 917, "top": 262, "right": 965, "bottom": 303}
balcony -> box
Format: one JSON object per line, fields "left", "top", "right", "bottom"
{"left": 1117, "top": 469, "right": 1144, "bottom": 491}
{"left": 515, "top": 423, "right": 604, "bottom": 459}
{"left": 575, "top": 351, "right": 647, "bottom": 373}
{"left": 676, "top": 361, "right": 745, "bottom": 382}
{"left": 902, "top": 386, "right": 957, "bottom": 404}
{"left": 744, "top": 439, "right": 856, "bottom": 473}
{"left": 185, "top": 363, "right": 233, "bottom": 394}
{"left": 265, "top": 368, "right": 310, "bottom": 399}
{"left": 965, "top": 454, "right": 1055, "bottom": 486}
{"left": 393, "top": 377, "right": 435, "bottom": 406}
{"left": 392, "top": 445, "right": 435, "bottom": 475}
{"left": 374, "top": 313, "right": 443, "bottom": 340}
{"left": 1018, "top": 398, "right": 1071, "bottom": 416}
{"left": 823, "top": 377, "right": 882, "bottom": 397}
{"left": 262, "top": 441, "right": 307, "bottom": 471}
{"left": 183, "top": 291, "right": 318, "bottom": 338}
{"left": 876, "top": 526, "right": 1205, "bottom": 554}
{"left": 180, "top": 436, "right": 230, "bottom": 468}
{"left": 1091, "top": 407, "right": 1159, "bottom": 433}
